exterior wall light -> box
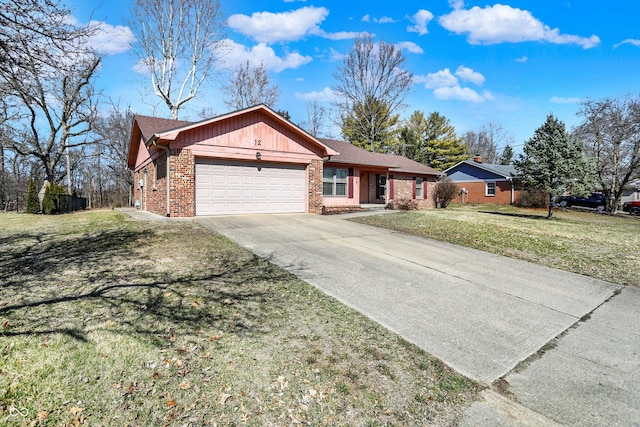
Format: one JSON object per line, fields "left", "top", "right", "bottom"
{"left": 256, "top": 152, "right": 262, "bottom": 160}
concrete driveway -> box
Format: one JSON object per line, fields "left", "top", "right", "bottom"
{"left": 195, "top": 213, "right": 638, "bottom": 425}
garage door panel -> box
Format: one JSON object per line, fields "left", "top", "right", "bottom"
{"left": 196, "top": 160, "right": 306, "bottom": 215}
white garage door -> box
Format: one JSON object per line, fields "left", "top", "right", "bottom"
{"left": 195, "top": 159, "right": 306, "bottom": 215}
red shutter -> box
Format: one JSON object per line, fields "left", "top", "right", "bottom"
{"left": 348, "top": 168, "right": 354, "bottom": 198}
{"left": 412, "top": 177, "right": 416, "bottom": 199}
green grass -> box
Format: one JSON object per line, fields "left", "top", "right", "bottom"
{"left": 0, "top": 210, "right": 479, "bottom": 426}
{"left": 352, "top": 204, "right": 640, "bottom": 287}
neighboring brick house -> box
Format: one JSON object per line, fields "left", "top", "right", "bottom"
{"left": 444, "top": 156, "right": 522, "bottom": 205}
{"left": 127, "top": 105, "right": 442, "bottom": 217}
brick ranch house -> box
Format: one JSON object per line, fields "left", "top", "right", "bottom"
{"left": 444, "top": 156, "right": 523, "bottom": 205}
{"left": 127, "top": 105, "right": 443, "bottom": 217}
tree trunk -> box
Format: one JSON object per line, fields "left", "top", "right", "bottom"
{"left": 547, "top": 194, "right": 554, "bottom": 219}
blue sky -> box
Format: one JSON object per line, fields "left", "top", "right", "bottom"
{"left": 69, "top": 0, "right": 640, "bottom": 149}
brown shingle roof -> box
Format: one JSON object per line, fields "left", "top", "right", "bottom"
{"left": 320, "top": 138, "right": 442, "bottom": 176}
{"left": 134, "top": 114, "right": 193, "bottom": 140}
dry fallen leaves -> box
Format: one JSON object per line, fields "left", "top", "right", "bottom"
{"left": 219, "top": 393, "right": 232, "bottom": 407}
{"left": 69, "top": 407, "right": 84, "bottom": 415}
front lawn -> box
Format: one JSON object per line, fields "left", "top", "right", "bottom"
{"left": 0, "top": 210, "right": 479, "bottom": 426}
{"left": 352, "top": 204, "right": 639, "bottom": 287}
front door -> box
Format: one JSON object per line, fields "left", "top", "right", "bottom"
{"left": 359, "top": 173, "right": 369, "bottom": 203}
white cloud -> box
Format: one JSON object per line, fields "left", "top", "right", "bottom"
{"left": 133, "top": 58, "right": 151, "bottom": 75}
{"left": 550, "top": 96, "right": 581, "bottom": 104}
{"left": 434, "top": 86, "right": 490, "bottom": 103}
{"left": 416, "top": 68, "right": 458, "bottom": 89}
{"left": 375, "top": 16, "right": 396, "bottom": 24}
{"left": 515, "top": 56, "right": 528, "bottom": 63}
{"left": 219, "top": 39, "right": 312, "bottom": 72}
{"left": 295, "top": 87, "right": 339, "bottom": 102}
{"left": 448, "top": 0, "right": 465, "bottom": 10}
{"left": 407, "top": 9, "right": 434, "bottom": 36}
{"left": 396, "top": 41, "right": 424, "bottom": 54}
{"left": 416, "top": 66, "right": 492, "bottom": 103}
{"left": 455, "top": 66, "right": 484, "bottom": 86}
{"left": 85, "top": 21, "right": 135, "bottom": 55}
{"left": 614, "top": 39, "right": 640, "bottom": 48}
{"left": 312, "top": 29, "right": 370, "bottom": 40}
{"left": 228, "top": 6, "right": 328, "bottom": 43}
{"left": 439, "top": 4, "right": 600, "bottom": 49}
{"left": 329, "top": 47, "right": 347, "bottom": 62}
{"left": 363, "top": 14, "right": 396, "bottom": 24}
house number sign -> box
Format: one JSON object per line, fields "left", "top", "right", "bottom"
{"left": 254, "top": 139, "right": 262, "bottom": 146}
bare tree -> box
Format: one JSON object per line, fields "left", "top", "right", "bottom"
{"left": 333, "top": 34, "right": 413, "bottom": 152}
{"left": 0, "top": 0, "right": 101, "bottom": 185}
{"left": 301, "top": 100, "right": 326, "bottom": 137}
{"left": 222, "top": 61, "right": 280, "bottom": 110}
{"left": 575, "top": 96, "right": 640, "bottom": 213}
{"left": 92, "top": 105, "right": 136, "bottom": 206}
{"left": 131, "top": 0, "right": 225, "bottom": 119}
{"left": 462, "top": 122, "right": 514, "bottom": 164}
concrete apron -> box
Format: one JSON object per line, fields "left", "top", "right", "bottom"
{"left": 195, "top": 213, "right": 639, "bottom": 425}
{"left": 195, "top": 213, "right": 618, "bottom": 383}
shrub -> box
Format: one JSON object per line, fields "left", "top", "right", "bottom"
{"left": 26, "top": 178, "right": 40, "bottom": 214}
{"left": 390, "top": 198, "right": 419, "bottom": 211}
{"left": 432, "top": 176, "right": 459, "bottom": 208}
{"left": 42, "top": 183, "right": 67, "bottom": 214}
{"left": 518, "top": 189, "right": 548, "bottom": 208}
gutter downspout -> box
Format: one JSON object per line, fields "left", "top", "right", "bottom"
{"left": 150, "top": 138, "right": 171, "bottom": 217}
{"left": 510, "top": 178, "right": 515, "bottom": 205}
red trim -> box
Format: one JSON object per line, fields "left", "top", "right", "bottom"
{"left": 348, "top": 168, "right": 354, "bottom": 198}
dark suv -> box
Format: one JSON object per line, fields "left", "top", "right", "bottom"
{"left": 556, "top": 193, "right": 606, "bottom": 211}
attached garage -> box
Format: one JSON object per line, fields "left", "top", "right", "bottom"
{"left": 195, "top": 159, "right": 306, "bottom": 215}
{"left": 128, "top": 105, "right": 337, "bottom": 217}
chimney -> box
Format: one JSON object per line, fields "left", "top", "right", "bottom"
{"left": 473, "top": 154, "right": 483, "bottom": 163}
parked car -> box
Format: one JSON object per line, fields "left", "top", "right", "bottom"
{"left": 622, "top": 200, "right": 640, "bottom": 215}
{"left": 556, "top": 193, "right": 607, "bottom": 211}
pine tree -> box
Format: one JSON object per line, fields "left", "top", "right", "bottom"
{"left": 341, "top": 97, "right": 399, "bottom": 153}
{"left": 42, "top": 185, "right": 55, "bottom": 214}
{"left": 396, "top": 111, "right": 428, "bottom": 163}
{"left": 423, "top": 112, "right": 469, "bottom": 171}
{"left": 500, "top": 144, "right": 514, "bottom": 165}
{"left": 514, "top": 114, "right": 594, "bottom": 219}
{"left": 26, "top": 178, "right": 40, "bottom": 214}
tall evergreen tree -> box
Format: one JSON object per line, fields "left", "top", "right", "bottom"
{"left": 341, "top": 97, "right": 399, "bottom": 153}
{"left": 423, "top": 112, "right": 469, "bottom": 170}
{"left": 500, "top": 144, "right": 514, "bottom": 165}
{"left": 396, "top": 111, "right": 428, "bottom": 163}
{"left": 514, "top": 114, "right": 594, "bottom": 219}
{"left": 26, "top": 177, "right": 40, "bottom": 214}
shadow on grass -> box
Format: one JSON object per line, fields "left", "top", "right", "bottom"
{"left": 0, "top": 227, "right": 292, "bottom": 343}
{"left": 478, "top": 210, "right": 550, "bottom": 220}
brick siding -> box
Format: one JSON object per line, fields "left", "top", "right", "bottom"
{"left": 169, "top": 148, "right": 195, "bottom": 217}
{"left": 454, "top": 180, "right": 521, "bottom": 205}
{"left": 391, "top": 175, "right": 435, "bottom": 209}
{"left": 308, "top": 159, "right": 323, "bottom": 214}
